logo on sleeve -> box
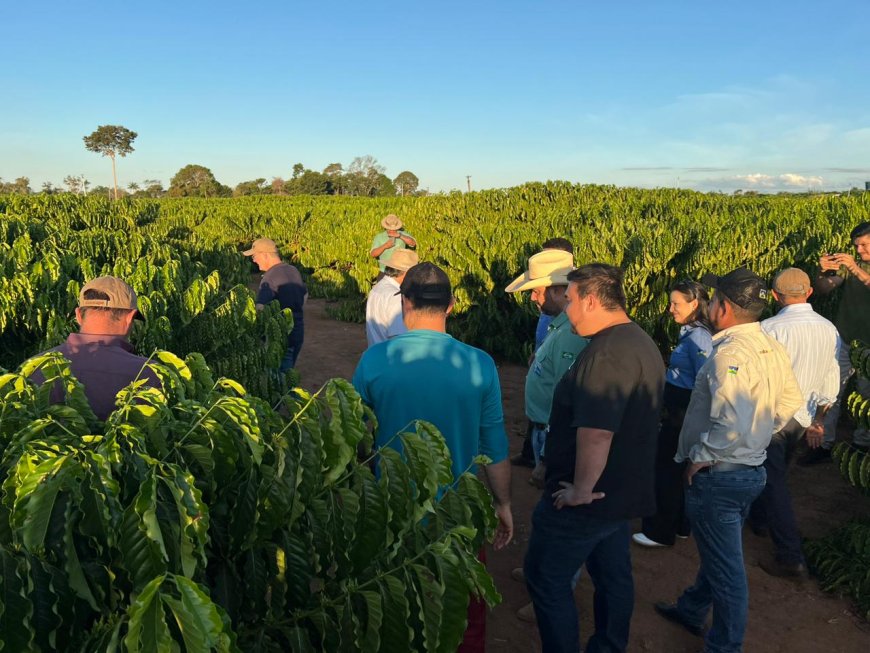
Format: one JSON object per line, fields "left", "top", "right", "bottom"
{"left": 728, "top": 366, "right": 739, "bottom": 375}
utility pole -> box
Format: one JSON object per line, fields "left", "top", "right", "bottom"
{"left": 466, "top": 176, "right": 471, "bottom": 193}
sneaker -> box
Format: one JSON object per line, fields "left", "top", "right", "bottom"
{"left": 797, "top": 447, "right": 832, "bottom": 466}
{"left": 516, "top": 602, "right": 537, "bottom": 623}
{"left": 632, "top": 533, "right": 668, "bottom": 548}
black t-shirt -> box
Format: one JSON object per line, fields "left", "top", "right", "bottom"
{"left": 545, "top": 321, "right": 665, "bottom": 520}
{"left": 257, "top": 263, "right": 306, "bottom": 339}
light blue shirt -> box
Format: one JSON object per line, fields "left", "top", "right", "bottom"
{"left": 352, "top": 330, "right": 508, "bottom": 481}
{"left": 666, "top": 324, "right": 713, "bottom": 389}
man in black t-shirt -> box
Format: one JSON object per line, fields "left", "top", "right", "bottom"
{"left": 523, "top": 264, "right": 664, "bottom": 653}
{"left": 244, "top": 238, "right": 307, "bottom": 370}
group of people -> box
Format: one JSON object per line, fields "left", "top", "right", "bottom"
{"left": 26, "top": 210, "right": 870, "bottom": 653}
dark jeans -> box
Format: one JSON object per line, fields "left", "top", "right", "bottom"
{"left": 279, "top": 335, "right": 303, "bottom": 372}
{"left": 524, "top": 499, "right": 634, "bottom": 653}
{"left": 749, "top": 419, "right": 806, "bottom": 565}
{"left": 642, "top": 383, "right": 692, "bottom": 544}
{"left": 676, "top": 466, "right": 766, "bottom": 653}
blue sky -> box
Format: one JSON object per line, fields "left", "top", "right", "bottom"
{"left": 3, "top": 1, "right": 869, "bottom": 193}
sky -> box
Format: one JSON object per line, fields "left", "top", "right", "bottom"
{"left": 2, "top": 0, "right": 870, "bottom": 194}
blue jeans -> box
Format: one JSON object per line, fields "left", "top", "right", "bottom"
{"left": 524, "top": 499, "right": 634, "bottom": 653}
{"left": 676, "top": 467, "right": 766, "bottom": 653}
{"left": 279, "top": 339, "right": 303, "bottom": 372}
{"left": 531, "top": 423, "right": 549, "bottom": 465}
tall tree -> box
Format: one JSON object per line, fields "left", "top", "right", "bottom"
{"left": 393, "top": 171, "right": 419, "bottom": 196}
{"left": 346, "top": 155, "right": 385, "bottom": 196}
{"left": 0, "top": 177, "right": 32, "bottom": 194}
{"left": 234, "top": 178, "right": 270, "bottom": 196}
{"left": 291, "top": 163, "right": 305, "bottom": 180}
{"left": 323, "top": 163, "right": 344, "bottom": 195}
{"left": 82, "top": 125, "right": 137, "bottom": 200}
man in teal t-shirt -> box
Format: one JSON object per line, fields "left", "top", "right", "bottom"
{"left": 369, "top": 213, "right": 417, "bottom": 272}
{"left": 352, "top": 262, "right": 512, "bottom": 652}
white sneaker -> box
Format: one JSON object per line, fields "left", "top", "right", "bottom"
{"left": 632, "top": 533, "right": 668, "bottom": 548}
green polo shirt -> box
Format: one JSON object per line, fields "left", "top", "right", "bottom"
{"left": 370, "top": 230, "right": 414, "bottom": 271}
{"left": 525, "top": 312, "right": 588, "bottom": 424}
{"left": 834, "top": 261, "right": 870, "bottom": 346}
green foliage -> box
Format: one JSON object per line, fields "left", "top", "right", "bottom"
{"left": 169, "top": 165, "right": 230, "bottom": 198}
{"left": 0, "top": 353, "right": 498, "bottom": 651}
{"left": 83, "top": 125, "right": 138, "bottom": 160}
{"left": 806, "top": 340, "right": 870, "bottom": 619}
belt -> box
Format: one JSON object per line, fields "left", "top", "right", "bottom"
{"left": 698, "top": 462, "right": 761, "bottom": 473}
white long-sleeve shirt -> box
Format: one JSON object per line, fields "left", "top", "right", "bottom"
{"left": 761, "top": 303, "right": 843, "bottom": 428}
{"left": 676, "top": 322, "right": 804, "bottom": 466}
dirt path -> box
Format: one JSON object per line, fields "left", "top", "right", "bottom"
{"left": 296, "top": 298, "right": 870, "bottom": 652}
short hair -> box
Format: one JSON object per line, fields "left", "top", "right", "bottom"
{"left": 851, "top": 221, "right": 870, "bottom": 240}
{"left": 714, "top": 289, "right": 764, "bottom": 322}
{"left": 399, "top": 262, "right": 452, "bottom": 313}
{"left": 566, "top": 263, "right": 626, "bottom": 311}
{"left": 671, "top": 279, "right": 713, "bottom": 332}
{"left": 383, "top": 266, "right": 402, "bottom": 278}
{"left": 542, "top": 237, "right": 574, "bottom": 254}
{"left": 79, "top": 289, "right": 131, "bottom": 321}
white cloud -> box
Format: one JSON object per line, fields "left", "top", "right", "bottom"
{"left": 691, "top": 172, "right": 825, "bottom": 192}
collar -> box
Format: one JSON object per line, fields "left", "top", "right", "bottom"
{"left": 549, "top": 311, "right": 570, "bottom": 330}
{"left": 775, "top": 303, "right": 813, "bottom": 315}
{"left": 66, "top": 332, "right": 135, "bottom": 352}
{"left": 712, "top": 321, "right": 762, "bottom": 343}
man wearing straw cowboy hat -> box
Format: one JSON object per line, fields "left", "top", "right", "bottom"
{"left": 365, "top": 248, "right": 419, "bottom": 346}
{"left": 506, "top": 250, "right": 588, "bottom": 487}
{"left": 369, "top": 213, "right": 417, "bottom": 274}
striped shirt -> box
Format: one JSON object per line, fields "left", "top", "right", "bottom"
{"left": 761, "top": 303, "right": 842, "bottom": 428}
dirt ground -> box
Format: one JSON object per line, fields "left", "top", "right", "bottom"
{"left": 296, "top": 298, "right": 870, "bottom": 652}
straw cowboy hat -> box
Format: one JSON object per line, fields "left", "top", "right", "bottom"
{"left": 381, "top": 214, "right": 403, "bottom": 230}
{"left": 505, "top": 250, "right": 575, "bottom": 293}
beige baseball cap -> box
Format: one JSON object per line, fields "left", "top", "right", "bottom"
{"left": 386, "top": 249, "right": 419, "bottom": 272}
{"left": 772, "top": 267, "right": 811, "bottom": 295}
{"left": 243, "top": 238, "right": 280, "bottom": 256}
{"left": 79, "top": 276, "right": 142, "bottom": 318}
{"left": 381, "top": 214, "right": 403, "bottom": 230}
{"left": 505, "top": 250, "right": 575, "bottom": 293}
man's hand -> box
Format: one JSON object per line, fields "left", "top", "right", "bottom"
{"left": 492, "top": 503, "right": 513, "bottom": 550}
{"left": 805, "top": 423, "right": 825, "bottom": 448}
{"left": 685, "top": 461, "right": 714, "bottom": 486}
{"left": 829, "top": 253, "right": 858, "bottom": 273}
{"left": 819, "top": 254, "right": 840, "bottom": 272}
{"left": 386, "top": 229, "right": 400, "bottom": 238}
{"left": 551, "top": 481, "right": 605, "bottom": 509}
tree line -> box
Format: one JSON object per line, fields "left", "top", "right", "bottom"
{"left": 1, "top": 124, "right": 424, "bottom": 199}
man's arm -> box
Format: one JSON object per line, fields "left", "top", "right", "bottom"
{"left": 551, "top": 427, "right": 611, "bottom": 509}
{"left": 482, "top": 460, "right": 513, "bottom": 550}
{"left": 830, "top": 253, "right": 870, "bottom": 288}
{"left": 369, "top": 233, "right": 394, "bottom": 259}
{"left": 398, "top": 231, "right": 417, "bottom": 248}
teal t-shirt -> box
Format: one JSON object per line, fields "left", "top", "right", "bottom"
{"left": 352, "top": 329, "right": 508, "bottom": 481}
{"left": 370, "top": 230, "right": 414, "bottom": 271}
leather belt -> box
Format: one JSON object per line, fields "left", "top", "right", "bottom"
{"left": 698, "top": 462, "right": 761, "bottom": 473}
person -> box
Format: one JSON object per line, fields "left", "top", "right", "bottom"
{"left": 633, "top": 280, "right": 713, "bottom": 548}
{"left": 505, "top": 249, "right": 587, "bottom": 484}
{"left": 244, "top": 238, "right": 307, "bottom": 371}
{"left": 802, "top": 220, "right": 870, "bottom": 463}
{"left": 369, "top": 214, "right": 417, "bottom": 274}
{"left": 513, "top": 238, "right": 576, "bottom": 469}
{"left": 364, "top": 249, "right": 419, "bottom": 346}
{"left": 534, "top": 238, "right": 575, "bottom": 350}
{"left": 505, "top": 249, "right": 588, "bottom": 624}
{"left": 351, "top": 262, "right": 512, "bottom": 653}
{"left": 523, "top": 264, "right": 665, "bottom": 653}
{"left": 656, "top": 267, "right": 803, "bottom": 653}
{"left": 30, "top": 276, "right": 161, "bottom": 421}
{"left": 747, "top": 268, "right": 841, "bottom": 578}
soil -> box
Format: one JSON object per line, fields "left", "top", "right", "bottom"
{"left": 296, "top": 298, "right": 870, "bottom": 653}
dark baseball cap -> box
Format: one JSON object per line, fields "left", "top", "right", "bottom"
{"left": 701, "top": 267, "right": 769, "bottom": 310}
{"left": 397, "top": 262, "right": 453, "bottom": 306}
